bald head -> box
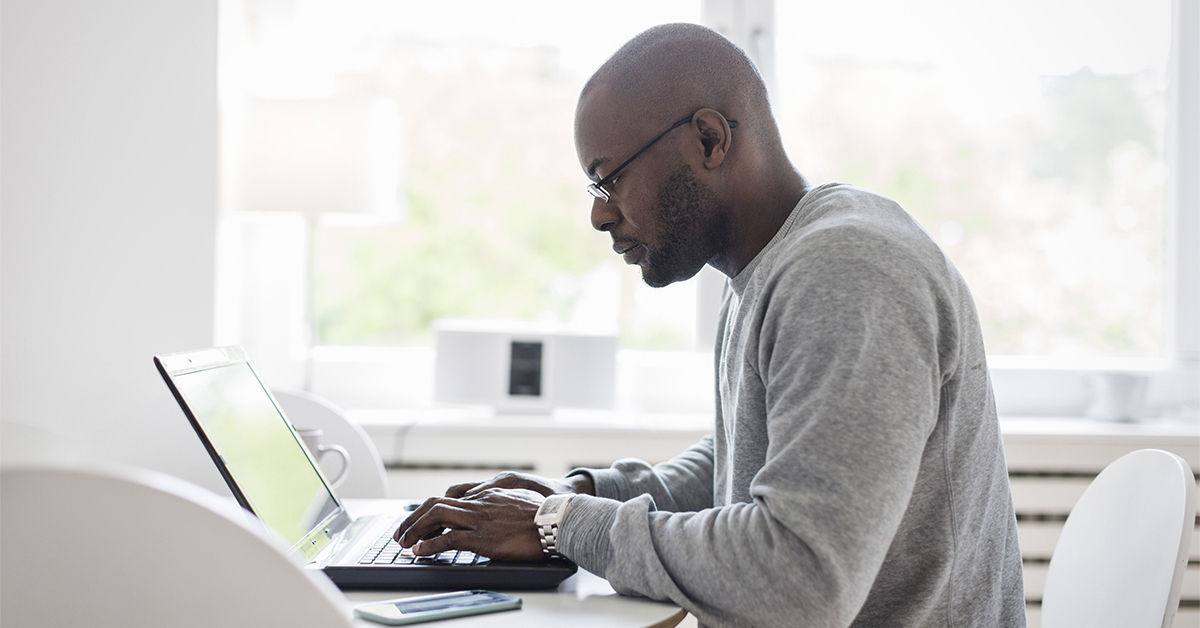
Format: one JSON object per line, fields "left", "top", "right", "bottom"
{"left": 577, "top": 23, "right": 778, "bottom": 166}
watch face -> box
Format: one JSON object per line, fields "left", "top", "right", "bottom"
{"left": 537, "top": 494, "right": 574, "bottom": 524}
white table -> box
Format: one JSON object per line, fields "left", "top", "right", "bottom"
{"left": 341, "top": 499, "right": 687, "bottom": 628}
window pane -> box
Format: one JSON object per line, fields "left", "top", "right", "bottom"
{"left": 775, "top": 0, "right": 1171, "bottom": 359}
{"left": 222, "top": 0, "right": 702, "bottom": 349}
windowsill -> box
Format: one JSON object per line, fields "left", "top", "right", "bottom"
{"left": 349, "top": 405, "right": 713, "bottom": 433}
{"left": 350, "top": 405, "right": 1199, "bottom": 436}
{"left": 349, "top": 406, "right": 714, "bottom": 477}
{"left": 998, "top": 415, "right": 1200, "bottom": 438}
{"left": 306, "top": 345, "right": 1200, "bottom": 421}
{"left": 350, "top": 407, "right": 1198, "bottom": 480}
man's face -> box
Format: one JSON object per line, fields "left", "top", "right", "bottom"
{"left": 576, "top": 95, "right": 730, "bottom": 288}
{"left": 631, "top": 164, "right": 729, "bottom": 287}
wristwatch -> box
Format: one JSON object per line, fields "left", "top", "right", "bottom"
{"left": 534, "top": 493, "right": 577, "bottom": 558}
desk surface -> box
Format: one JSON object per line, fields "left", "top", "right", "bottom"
{"left": 342, "top": 571, "right": 687, "bottom": 628}
{"left": 341, "top": 499, "right": 686, "bottom": 628}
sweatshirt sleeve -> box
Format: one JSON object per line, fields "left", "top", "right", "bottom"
{"left": 568, "top": 435, "right": 715, "bottom": 513}
{"left": 556, "top": 226, "right": 952, "bottom": 628}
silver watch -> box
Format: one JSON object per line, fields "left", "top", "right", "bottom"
{"left": 534, "top": 493, "right": 577, "bottom": 558}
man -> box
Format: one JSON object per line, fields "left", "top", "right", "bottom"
{"left": 396, "top": 23, "right": 1025, "bottom": 627}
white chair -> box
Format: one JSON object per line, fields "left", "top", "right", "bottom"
{"left": 272, "top": 389, "right": 390, "bottom": 499}
{"left": 0, "top": 465, "right": 353, "bottom": 628}
{"left": 1041, "top": 448, "right": 1197, "bottom": 628}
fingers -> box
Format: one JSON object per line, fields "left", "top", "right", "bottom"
{"left": 442, "top": 472, "right": 564, "bottom": 501}
{"left": 445, "top": 472, "right": 532, "bottom": 498}
{"left": 394, "top": 496, "right": 469, "bottom": 543}
{"left": 463, "top": 471, "right": 556, "bottom": 497}
{"left": 460, "top": 471, "right": 519, "bottom": 497}
{"left": 411, "top": 529, "right": 480, "bottom": 556}
{"left": 394, "top": 495, "right": 441, "bottom": 541}
{"left": 390, "top": 488, "right": 547, "bottom": 561}
{"left": 395, "top": 476, "right": 565, "bottom": 544}
{"left": 392, "top": 488, "right": 498, "bottom": 543}
{"left": 445, "top": 482, "right": 481, "bottom": 498}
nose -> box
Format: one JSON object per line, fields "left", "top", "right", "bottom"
{"left": 590, "top": 196, "right": 620, "bottom": 232}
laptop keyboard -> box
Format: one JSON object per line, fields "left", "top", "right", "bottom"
{"left": 359, "top": 532, "right": 489, "bottom": 566}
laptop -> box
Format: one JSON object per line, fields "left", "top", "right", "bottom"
{"left": 154, "top": 345, "right": 577, "bottom": 590}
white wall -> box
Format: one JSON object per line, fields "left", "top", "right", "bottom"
{"left": 1, "top": 0, "right": 229, "bottom": 492}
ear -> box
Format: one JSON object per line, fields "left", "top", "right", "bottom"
{"left": 692, "top": 108, "right": 733, "bottom": 170}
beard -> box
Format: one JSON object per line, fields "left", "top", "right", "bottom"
{"left": 639, "top": 164, "right": 731, "bottom": 288}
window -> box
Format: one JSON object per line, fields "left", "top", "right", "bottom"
{"left": 219, "top": 0, "right": 704, "bottom": 344}
{"left": 216, "top": 0, "right": 714, "bottom": 406}
{"left": 775, "top": 0, "right": 1172, "bottom": 360}
{"left": 217, "top": 0, "right": 1198, "bottom": 418}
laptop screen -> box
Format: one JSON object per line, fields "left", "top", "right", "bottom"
{"left": 169, "top": 359, "right": 339, "bottom": 549}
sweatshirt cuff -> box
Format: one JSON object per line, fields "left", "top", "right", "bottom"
{"left": 556, "top": 494, "right": 619, "bottom": 578}
{"left": 567, "top": 466, "right": 628, "bottom": 501}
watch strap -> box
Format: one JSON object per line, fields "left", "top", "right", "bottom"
{"left": 535, "top": 493, "right": 576, "bottom": 558}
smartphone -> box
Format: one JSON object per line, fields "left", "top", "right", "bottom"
{"left": 353, "top": 590, "right": 522, "bottom": 625}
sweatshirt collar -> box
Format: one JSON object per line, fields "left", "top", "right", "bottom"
{"left": 728, "top": 190, "right": 821, "bottom": 296}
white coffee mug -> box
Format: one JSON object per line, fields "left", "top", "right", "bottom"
{"left": 296, "top": 427, "right": 351, "bottom": 489}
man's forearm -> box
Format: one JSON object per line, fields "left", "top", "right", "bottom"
{"left": 567, "top": 473, "right": 595, "bottom": 496}
{"left": 568, "top": 437, "right": 716, "bottom": 510}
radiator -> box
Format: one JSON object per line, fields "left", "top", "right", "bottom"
{"left": 1004, "top": 421, "right": 1200, "bottom": 628}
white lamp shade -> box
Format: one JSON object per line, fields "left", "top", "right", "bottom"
{"left": 230, "top": 98, "right": 402, "bottom": 219}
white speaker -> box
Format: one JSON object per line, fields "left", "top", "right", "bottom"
{"left": 433, "top": 319, "right": 617, "bottom": 413}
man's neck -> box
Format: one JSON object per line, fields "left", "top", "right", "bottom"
{"left": 712, "top": 171, "right": 809, "bottom": 278}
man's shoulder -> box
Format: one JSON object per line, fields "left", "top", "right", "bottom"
{"left": 786, "top": 183, "right": 920, "bottom": 241}
{"left": 767, "top": 183, "right": 940, "bottom": 279}
{"left": 796, "top": 181, "right": 897, "bottom": 211}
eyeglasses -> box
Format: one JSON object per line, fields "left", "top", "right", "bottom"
{"left": 586, "top": 113, "right": 737, "bottom": 203}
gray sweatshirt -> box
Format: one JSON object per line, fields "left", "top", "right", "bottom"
{"left": 558, "top": 183, "right": 1025, "bottom": 627}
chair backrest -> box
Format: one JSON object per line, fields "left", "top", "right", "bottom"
{"left": 1, "top": 465, "right": 353, "bottom": 628}
{"left": 1041, "top": 448, "right": 1197, "bottom": 628}
{"left": 271, "top": 389, "right": 390, "bottom": 499}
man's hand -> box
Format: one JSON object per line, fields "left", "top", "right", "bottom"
{"left": 445, "top": 471, "right": 595, "bottom": 499}
{"left": 392, "top": 488, "right": 547, "bottom": 561}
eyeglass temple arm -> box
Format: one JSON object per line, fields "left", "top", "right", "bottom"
{"left": 597, "top": 117, "right": 738, "bottom": 187}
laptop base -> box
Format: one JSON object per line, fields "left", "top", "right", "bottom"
{"left": 324, "top": 558, "right": 577, "bottom": 590}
